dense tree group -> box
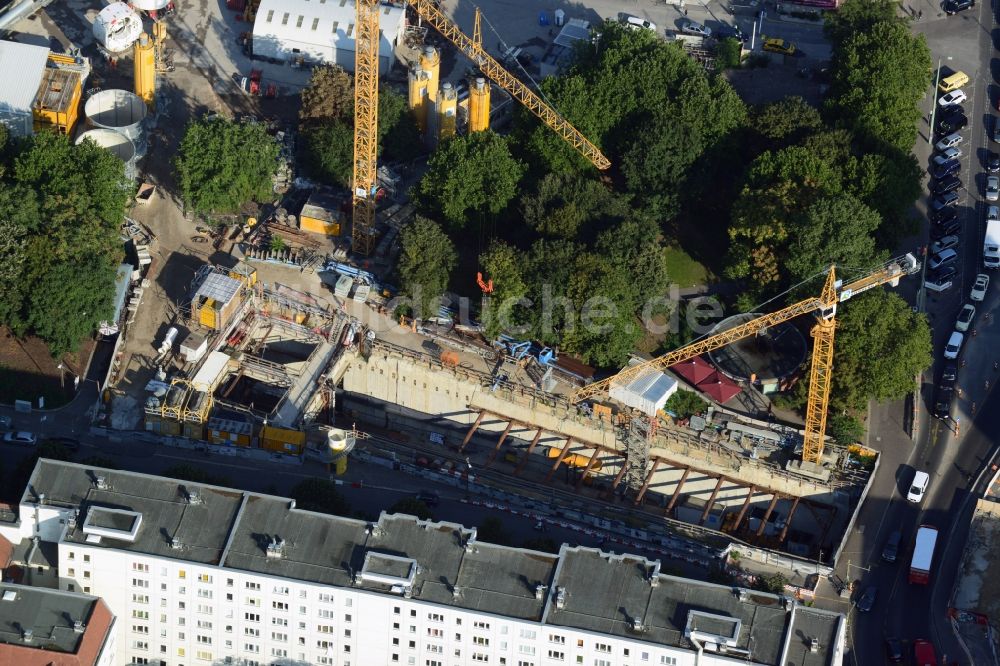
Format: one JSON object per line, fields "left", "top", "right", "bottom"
{"left": 0, "top": 129, "right": 131, "bottom": 356}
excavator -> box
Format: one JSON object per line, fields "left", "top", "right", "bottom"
{"left": 351, "top": 0, "right": 609, "bottom": 256}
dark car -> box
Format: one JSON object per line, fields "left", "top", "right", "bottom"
{"left": 415, "top": 491, "right": 440, "bottom": 507}
{"left": 932, "top": 191, "right": 961, "bottom": 210}
{"left": 885, "top": 637, "right": 904, "bottom": 663}
{"left": 933, "top": 159, "right": 961, "bottom": 179}
{"left": 932, "top": 265, "right": 959, "bottom": 283}
{"left": 945, "top": 0, "right": 975, "bottom": 14}
{"left": 931, "top": 219, "right": 961, "bottom": 239}
{"left": 855, "top": 585, "right": 877, "bottom": 612}
{"left": 937, "top": 113, "right": 969, "bottom": 134}
{"left": 988, "top": 151, "right": 1000, "bottom": 173}
{"left": 716, "top": 24, "right": 747, "bottom": 42}
{"left": 932, "top": 174, "right": 962, "bottom": 194}
{"left": 47, "top": 436, "right": 80, "bottom": 452}
{"left": 943, "top": 362, "right": 958, "bottom": 381}
{"left": 882, "top": 530, "right": 902, "bottom": 562}
{"left": 931, "top": 206, "right": 958, "bottom": 224}
{"left": 934, "top": 386, "right": 955, "bottom": 419}
{"left": 994, "top": 118, "right": 1000, "bottom": 143}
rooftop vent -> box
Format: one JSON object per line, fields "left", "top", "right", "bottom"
{"left": 648, "top": 561, "right": 661, "bottom": 587}
{"left": 266, "top": 537, "right": 285, "bottom": 559}
{"left": 289, "top": 499, "right": 296, "bottom": 510}
{"left": 186, "top": 488, "right": 202, "bottom": 505}
{"left": 553, "top": 587, "right": 566, "bottom": 610}
{"left": 452, "top": 586, "right": 462, "bottom": 600}
{"left": 1, "top": 590, "right": 16, "bottom": 602}
{"left": 464, "top": 529, "right": 477, "bottom": 553}
{"left": 809, "top": 638, "right": 820, "bottom": 653}
{"left": 22, "top": 629, "right": 32, "bottom": 642}
{"left": 170, "top": 537, "right": 183, "bottom": 550}
{"left": 95, "top": 475, "right": 109, "bottom": 490}
{"left": 37, "top": 493, "right": 46, "bottom": 505}
{"left": 534, "top": 584, "right": 547, "bottom": 601}
{"left": 630, "top": 616, "right": 644, "bottom": 632}
{"left": 73, "top": 620, "right": 84, "bottom": 633}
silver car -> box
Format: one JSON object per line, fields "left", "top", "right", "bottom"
{"left": 987, "top": 175, "right": 1000, "bottom": 202}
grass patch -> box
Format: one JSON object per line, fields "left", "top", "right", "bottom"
{"left": 664, "top": 246, "right": 710, "bottom": 288}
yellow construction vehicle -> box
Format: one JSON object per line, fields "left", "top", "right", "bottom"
{"left": 352, "top": 0, "right": 610, "bottom": 255}
{"left": 571, "top": 254, "right": 921, "bottom": 466}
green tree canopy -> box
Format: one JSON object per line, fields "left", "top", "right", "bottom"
{"left": 397, "top": 216, "right": 457, "bottom": 319}
{"left": 305, "top": 120, "right": 354, "bottom": 187}
{"left": 520, "top": 172, "right": 628, "bottom": 240}
{"left": 175, "top": 116, "right": 280, "bottom": 214}
{"left": 417, "top": 131, "right": 525, "bottom": 228}
{"left": 749, "top": 96, "right": 823, "bottom": 152}
{"left": 665, "top": 390, "right": 708, "bottom": 419}
{"left": 479, "top": 240, "right": 529, "bottom": 340}
{"left": 289, "top": 478, "right": 351, "bottom": 516}
{"left": 824, "top": 0, "right": 903, "bottom": 48}
{"left": 27, "top": 257, "right": 117, "bottom": 357}
{"left": 784, "top": 193, "right": 883, "bottom": 286}
{"left": 299, "top": 64, "right": 354, "bottom": 127}
{"left": 387, "top": 498, "right": 434, "bottom": 520}
{"left": 833, "top": 290, "right": 932, "bottom": 411}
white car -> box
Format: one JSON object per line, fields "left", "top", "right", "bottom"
{"left": 989, "top": 205, "right": 1000, "bottom": 222}
{"left": 907, "top": 471, "right": 930, "bottom": 503}
{"left": 679, "top": 19, "right": 712, "bottom": 37}
{"left": 957, "top": 303, "right": 976, "bottom": 331}
{"left": 987, "top": 176, "right": 1000, "bottom": 202}
{"left": 924, "top": 275, "right": 954, "bottom": 292}
{"left": 3, "top": 431, "right": 36, "bottom": 446}
{"left": 971, "top": 273, "right": 990, "bottom": 301}
{"left": 618, "top": 13, "right": 657, "bottom": 32}
{"left": 936, "top": 133, "right": 964, "bottom": 151}
{"left": 934, "top": 147, "right": 963, "bottom": 164}
{"left": 939, "top": 89, "right": 967, "bottom": 107}
{"left": 944, "top": 331, "right": 964, "bottom": 359}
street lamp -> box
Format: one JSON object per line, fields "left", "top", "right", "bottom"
{"left": 928, "top": 57, "right": 951, "bottom": 146}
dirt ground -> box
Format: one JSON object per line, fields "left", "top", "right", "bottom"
{"left": 0, "top": 328, "right": 92, "bottom": 408}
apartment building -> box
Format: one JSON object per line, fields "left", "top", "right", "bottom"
{"left": 0, "top": 581, "right": 117, "bottom": 665}
{"left": 0, "top": 460, "right": 846, "bottom": 666}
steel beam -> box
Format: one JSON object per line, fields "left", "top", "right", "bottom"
{"left": 459, "top": 411, "right": 485, "bottom": 452}
{"left": 757, "top": 494, "right": 781, "bottom": 537}
{"left": 666, "top": 467, "right": 691, "bottom": 512}
{"left": 633, "top": 459, "right": 662, "bottom": 505}
{"left": 544, "top": 438, "right": 574, "bottom": 481}
{"left": 733, "top": 486, "right": 755, "bottom": 532}
{"left": 779, "top": 497, "right": 800, "bottom": 543}
{"left": 699, "top": 476, "right": 725, "bottom": 526}
{"left": 485, "top": 421, "right": 514, "bottom": 467}
{"left": 514, "top": 430, "right": 543, "bottom": 475}
{"left": 575, "top": 447, "right": 602, "bottom": 488}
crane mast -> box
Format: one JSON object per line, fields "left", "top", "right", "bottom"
{"left": 351, "top": 0, "right": 381, "bottom": 257}
{"left": 572, "top": 254, "right": 919, "bottom": 464}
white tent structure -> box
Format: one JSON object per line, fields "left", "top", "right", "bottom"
{"left": 252, "top": 0, "right": 404, "bottom": 72}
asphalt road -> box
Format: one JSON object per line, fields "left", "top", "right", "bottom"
{"left": 841, "top": 2, "right": 1000, "bottom": 664}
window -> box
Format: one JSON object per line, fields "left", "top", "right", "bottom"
{"left": 549, "top": 635, "right": 565, "bottom": 645}
{"left": 245, "top": 582, "right": 260, "bottom": 591}
{"left": 427, "top": 644, "right": 443, "bottom": 654}
{"left": 319, "top": 593, "right": 334, "bottom": 603}
{"left": 226, "top": 578, "right": 234, "bottom": 587}
{"left": 132, "top": 594, "right": 149, "bottom": 604}
{"left": 197, "top": 620, "right": 212, "bottom": 630}
{"left": 68, "top": 551, "right": 75, "bottom": 560}
{"left": 346, "top": 22, "right": 355, "bottom": 36}
{"left": 274, "top": 585, "right": 289, "bottom": 595}
{"left": 197, "top": 589, "right": 212, "bottom": 599}
{"left": 311, "top": 17, "right": 319, "bottom": 30}
{"left": 247, "top": 597, "right": 260, "bottom": 607}
{"left": 318, "top": 609, "right": 334, "bottom": 619}
{"left": 272, "top": 617, "right": 288, "bottom": 627}
{"left": 197, "top": 650, "right": 213, "bottom": 661}
{"left": 473, "top": 637, "right": 489, "bottom": 646}
{"left": 198, "top": 574, "right": 211, "bottom": 583}
{"left": 641, "top": 653, "right": 650, "bottom": 662}
{"left": 83, "top": 571, "right": 91, "bottom": 579}
{"left": 67, "top": 584, "right": 74, "bottom": 591}
{"left": 273, "top": 601, "right": 288, "bottom": 611}
{"left": 344, "top": 628, "right": 351, "bottom": 638}
{"left": 177, "top": 647, "right": 185, "bottom": 657}
{"left": 518, "top": 646, "right": 536, "bottom": 656}
{"left": 296, "top": 14, "right": 303, "bottom": 27}
{"left": 659, "top": 658, "right": 677, "bottom": 666}
{"left": 133, "top": 610, "right": 149, "bottom": 620}
{"left": 132, "top": 562, "right": 148, "bottom": 572}
{"left": 595, "top": 644, "right": 611, "bottom": 654}
{"left": 345, "top": 613, "right": 352, "bottom": 623}
{"left": 474, "top": 621, "right": 490, "bottom": 630}
{"left": 68, "top": 568, "right": 75, "bottom": 576}
{"left": 244, "top": 643, "right": 260, "bottom": 653}
{"left": 332, "top": 20, "right": 339, "bottom": 33}
{"left": 177, "top": 632, "right": 185, "bottom": 641}
{"left": 272, "top": 648, "right": 288, "bottom": 658}
{"left": 245, "top": 628, "right": 260, "bottom": 637}
{"left": 133, "top": 640, "right": 149, "bottom": 650}
{"left": 133, "top": 624, "right": 150, "bottom": 634}
{"left": 265, "top": 9, "right": 273, "bottom": 22}
{"left": 520, "top": 629, "right": 537, "bottom": 640}
{"left": 427, "top": 628, "right": 443, "bottom": 638}
{"left": 83, "top": 554, "right": 90, "bottom": 563}
{"left": 472, "top": 655, "right": 489, "bottom": 663}
{"left": 177, "top": 570, "right": 186, "bottom": 580}
{"left": 244, "top": 613, "right": 259, "bottom": 622}
{"left": 318, "top": 625, "right": 334, "bottom": 634}
{"left": 594, "top": 661, "right": 611, "bottom": 666}
{"left": 428, "top": 612, "right": 444, "bottom": 622}
{"left": 548, "top": 651, "right": 564, "bottom": 661}
{"left": 196, "top": 635, "right": 211, "bottom": 645}
{"left": 344, "top": 598, "right": 353, "bottom": 607}
{"left": 272, "top": 632, "right": 288, "bottom": 642}
{"left": 281, "top": 12, "right": 289, "bottom": 25}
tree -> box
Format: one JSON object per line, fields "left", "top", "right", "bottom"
{"left": 827, "top": 413, "right": 865, "bottom": 445}
{"left": 299, "top": 65, "right": 354, "bottom": 126}
{"left": 28, "top": 257, "right": 116, "bottom": 356}
{"left": 378, "top": 89, "right": 423, "bottom": 163}
{"left": 665, "top": 390, "right": 708, "bottom": 419}
{"left": 784, "top": 194, "right": 883, "bottom": 286}
{"left": 521, "top": 172, "right": 629, "bottom": 240}
{"left": 174, "top": 117, "right": 280, "bottom": 214}
{"left": 387, "top": 498, "right": 434, "bottom": 520}
{"left": 479, "top": 240, "right": 528, "bottom": 339}
{"left": 520, "top": 537, "right": 559, "bottom": 553}
{"left": 825, "top": 21, "right": 931, "bottom": 152}
{"left": 289, "top": 478, "right": 351, "bottom": 516}
{"left": 304, "top": 121, "right": 354, "bottom": 187}
{"left": 753, "top": 572, "right": 788, "bottom": 594}
{"left": 476, "top": 516, "right": 515, "bottom": 546}
{"left": 716, "top": 38, "right": 743, "bottom": 70}
{"left": 824, "top": 0, "right": 902, "bottom": 48}
{"left": 416, "top": 131, "right": 525, "bottom": 228}
{"left": 749, "top": 97, "right": 823, "bottom": 151}
{"left": 397, "top": 217, "right": 457, "bottom": 319}
{"left": 162, "top": 464, "right": 231, "bottom": 486}
{"left": 832, "top": 290, "right": 932, "bottom": 412}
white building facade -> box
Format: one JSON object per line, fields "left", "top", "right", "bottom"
{"left": 251, "top": 0, "right": 404, "bottom": 72}
{"left": 0, "top": 460, "right": 847, "bottom": 666}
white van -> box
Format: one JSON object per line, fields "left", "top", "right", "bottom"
{"left": 618, "top": 12, "right": 657, "bottom": 32}
{"left": 907, "top": 471, "right": 930, "bottom": 503}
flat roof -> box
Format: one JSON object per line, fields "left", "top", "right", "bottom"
{"left": 23, "top": 460, "right": 844, "bottom": 662}
{"left": 0, "top": 40, "right": 49, "bottom": 116}
{"left": 0, "top": 583, "right": 99, "bottom": 654}
{"left": 192, "top": 272, "right": 241, "bottom": 307}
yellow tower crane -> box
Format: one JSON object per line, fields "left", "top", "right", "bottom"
{"left": 571, "top": 254, "right": 921, "bottom": 466}
{"left": 352, "top": 0, "right": 610, "bottom": 255}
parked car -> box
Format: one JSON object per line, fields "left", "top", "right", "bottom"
{"left": 931, "top": 234, "right": 960, "bottom": 254}
{"left": 987, "top": 175, "right": 1000, "bottom": 201}
{"left": 931, "top": 219, "right": 961, "bottom": 240}
{"left": 956, "top": 303, "right": 976, "bottom": 331}
{"left": 994, "top": 117, "right": 1000, "bottom": 143}
{"left": 936, "top": 132, "right": 964, "bottom": 151}
{"left": 945, "top": 0, "right": 975, "bottom": 14}
{"left": 933, "top": 146, "right": 963, "bottom": 165}
{"left": 931, "top": 205, "right": 958, "bottom": 223}
{"left": 679, "top": 19, "right": 711, "bottom": 37}
{"left": 932, "top": 265, "right": 959, "bottom": 283}
{"left": 932, "top": 175, "right": 962, "bottom": 195}
{"left": 881, "top": 530, "right": 901, "bottom": 563}
{"left": 855, "top": 586, "right": 877, "bottom": 613}
{"left": 885, "top": 638, "right": 904, "bottom": 663}
{"left": 924, "top": 274, "right": 954, "bottom": 292}
{"left": 716, "top": 24, "right": 747, "bottom": 42}
{"left": 943, "top": 362, "right": 958, "bottom": 382}
{"left": 762, "top": 37, "right": 796, "bottom": 54}
{"left": 931, "top": 191, "right": 961, "bottom": 210}
{"left": 938, "top": 115, "right": 969, "bottom": 135}
{"left": 0, "top": 415, "right": 10, "bottom": 430}
{"left": 989, "top": 205, "right": 1000, "bottom": 222}
{"left": 929, "top": 248, "right": 959, "bottom": 270}
{"left": 944, "top": 331, "right": 964, "bottom": 360}
{"left": 415, "top": 490, "right": 440, "bottom": 507}
{"left": 932, "top": 159, "right": 961, "bottom": 180}
{"left": 908, "top": 470, "right": 931, "bottom": 502}
{"left": 47, "top": 436, "right": 80, "bottom": 452}
{"left": 934, "top": 385, "right": 955, "bottom": 418}
{"left": 971, "top": 273, "right": 990, "bottom": 301}
{"left": 3, "top": 431, "right": 36, "bottom": 446}
{"left": 618, "top": 12, "right": 657, "bottom": 32}
{"left": 939, "top": 89, "right": 967, "bottom": 107}
{"left": 939, "top": 70, "right": 970, "bottom": 92}
{"left": 987, "top": 151, "right": 1000, "bottom": 173}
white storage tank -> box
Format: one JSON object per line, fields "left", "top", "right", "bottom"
{"left": 85, "top": 89, "right": 148, "bottom": 156}
{"left": 608, "top": 367, "right": 677, "bottom": 417}
{"left": 76, "top": 129, "right": 137, "bottom": 180}
{"left": 93, "top": 2, "right": 143, "bottom": 54}
{"left": 130, "top": 0, "right": 170, "bottom": 10}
